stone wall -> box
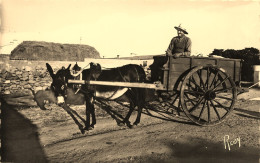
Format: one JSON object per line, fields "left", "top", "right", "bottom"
{"left": 0, "top": 60, "right": 74, "bottom": 95}
{"left": 0, "top": 59, "right": 153, "bottom": 95}
{"left": 1, "top": 65, "right": 51, "bottom": 94}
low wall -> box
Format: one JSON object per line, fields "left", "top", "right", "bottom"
{"left": 253, "top": 65, "right": 260, "bottom": 87}
{"left": 0, "top": 59, "right": 153, "bottom": 95}
{"left": 0, "top": 60, "right": 61, "bottom": 95}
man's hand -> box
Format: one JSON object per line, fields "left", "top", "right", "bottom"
{"left": 166, "top": 53, "right": 178, "bottom": 59}
{"left": 166, "top": 52, "right": 185, "bottom": 59}
{"left": 174, "top": 53, "right": 183, "bottom": 57}
{"left": 171, "top": 53, "right": 181, "bottom": 59}
{"left": 166, "top": 51, "right": 172, "bottom": 56}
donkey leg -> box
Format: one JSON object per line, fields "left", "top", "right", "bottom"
{"left": 90, "top": 102, "right": 96, "bottom": 128}
{"left": 85, "top": 98, "right": 94, "bottom": 131}
{"left": 133, "top": 90, "right": 145, "bottom": 126}
{"left": 85, "top": 104, "right": 92, "bottom": 130}
{"left": 121, "top": 101, "right": 135, "bottom": 128}
{"left": 134, "top": 90, "right": 145, "bottom": 126}
{"left": 133, "top": 105, "right": 143, "bottom": 126}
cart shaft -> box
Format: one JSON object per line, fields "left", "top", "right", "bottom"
{"left": 68, "top": 79, "right": 166, "bottom": 90}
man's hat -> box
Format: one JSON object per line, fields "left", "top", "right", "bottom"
{"left": 174, "top": 24, "right": 188, "bottom": 34}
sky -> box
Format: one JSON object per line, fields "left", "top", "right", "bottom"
{"left": 1, "top": 0, "right": 260, "bottom": 58}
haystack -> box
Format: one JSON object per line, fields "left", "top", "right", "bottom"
{"left": 10, "top": 41, "right": 100, "bottom": 61}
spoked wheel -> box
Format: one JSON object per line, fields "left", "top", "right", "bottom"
{"left": 180, "top": 65, "right": 237, "bottom": 126}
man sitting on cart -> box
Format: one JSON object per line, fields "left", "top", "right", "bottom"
{"left": 166, "top": 24, "right": 191, "bottom": 58}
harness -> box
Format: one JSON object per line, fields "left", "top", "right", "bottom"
{"left": 71, "top": 64, "right": 141, "bottom": 101}
{"left": 72, "top": 63, "right": 90, "bottom": 94}
{"left": 118, "top": 66, "right": 140, "bottom": 82}
{"left": 73, "top": 71, "right": 82, "bottom": 94}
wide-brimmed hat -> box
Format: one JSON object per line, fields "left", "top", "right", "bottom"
{"left": 174, "top": 24, "right": 188, "bottom": 34}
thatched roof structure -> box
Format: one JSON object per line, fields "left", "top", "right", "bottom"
{"left": 10, "top": 41, "right": 100, "bottom": 61}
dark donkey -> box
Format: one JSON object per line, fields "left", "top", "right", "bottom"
{"left": 46, "top": 62, "right": 146, "bottom": 132}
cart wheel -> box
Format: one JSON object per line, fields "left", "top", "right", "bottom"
{"left": 180, "top": 65, "right": 237, "bottom": 126}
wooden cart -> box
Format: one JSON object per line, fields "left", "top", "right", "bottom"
{"left": 150, "top": 56, "right": 242, "bottom": 126}
{"left": 69, "top": 56, "right": 244, "bottom": 126}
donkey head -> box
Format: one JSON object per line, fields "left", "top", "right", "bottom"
{"left": 46, "top": 62, "right": 102, "bottom": 105}
{"left": 72, "top": 62, "right": 81, "bottom": 72}
{"left": 89, "top": 62, "right": 102, "bottom": 80}
{"left": 46, "top": 63, "right": 72, "bottom": 105}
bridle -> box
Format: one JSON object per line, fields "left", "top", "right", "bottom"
{"left": 51, "top": 70, "right": 70, "bottom": 99}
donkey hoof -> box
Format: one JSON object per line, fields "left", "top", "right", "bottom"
{"left": 84, "top": 126, "right": 94, "bottom": 131}
{"left": 118, "top": 122, "right": 125, "bottom": 126}
{"left": 174, "top": 114, "right": 179, "bottom": 117}
{"left": 129, "top": 125, "right": 137, "bottom": 129}
{"left": 40, "top": 107, "right": 47, "bottom": 110}
{"left": 79, "top": 126, "right": 85, "bottom": 134}
{"left": 80, "top": 129, "right": 85, "bottom": 134}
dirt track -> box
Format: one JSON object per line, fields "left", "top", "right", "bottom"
{"left": 1, "top": 89, "right": 260, "bottom": 163}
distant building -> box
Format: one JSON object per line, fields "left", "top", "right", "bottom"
{"left": 0, "top": 54, "right": 10, "bottom": 61}
{"left": 0, "top": 54, "right": 10, "bottom": 58}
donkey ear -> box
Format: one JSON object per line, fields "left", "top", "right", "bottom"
{"left": 46, "top": 63, "right": 54, "bottom": 78}
{"left": 67, "top": 64, "right": 71, "bottom": 70}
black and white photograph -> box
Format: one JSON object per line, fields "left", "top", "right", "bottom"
{"left": 0, "top": 0, "right": 259, "bottom": 162}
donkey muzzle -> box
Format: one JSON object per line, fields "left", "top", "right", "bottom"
{"left": 57, "top": 96, "right": 65, "bottom": 105}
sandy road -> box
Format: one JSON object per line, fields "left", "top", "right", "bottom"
{"left": 1, "top": 89, "right": 260, "bottom": 163}
{"left": 43, "top": 101, "right": 259, "bottom": 163}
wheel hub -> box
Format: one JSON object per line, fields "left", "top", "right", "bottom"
{"left": 205, "top": 90, "right": 216, "bottom": 100}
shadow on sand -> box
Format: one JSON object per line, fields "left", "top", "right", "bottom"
{"left": 1, "top": 98, "right": 48, "bottom": 162}
{"left": 164, "top": 137, "right": 259, "bottom": 163}
{"left": 125, "top": 137, "right": 259, "bottom": 163}
{"left": 234, "top": 108, "right": 260, "bottom": 120}
{"left": 96, "top": 100, "right": 127, "bottom": 126}
{"left": 95, "top": 99, "right": 195, "bottom": 127}
{"left": 143, "top": 102, "right": 195, "bottom": 125}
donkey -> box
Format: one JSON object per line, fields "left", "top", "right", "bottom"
{"left": 46, "top": 62, "right": 146, "bottom": 132}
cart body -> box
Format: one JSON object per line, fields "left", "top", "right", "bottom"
{"left": 151, "top": 56, "right": 242, "bottom": 91}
